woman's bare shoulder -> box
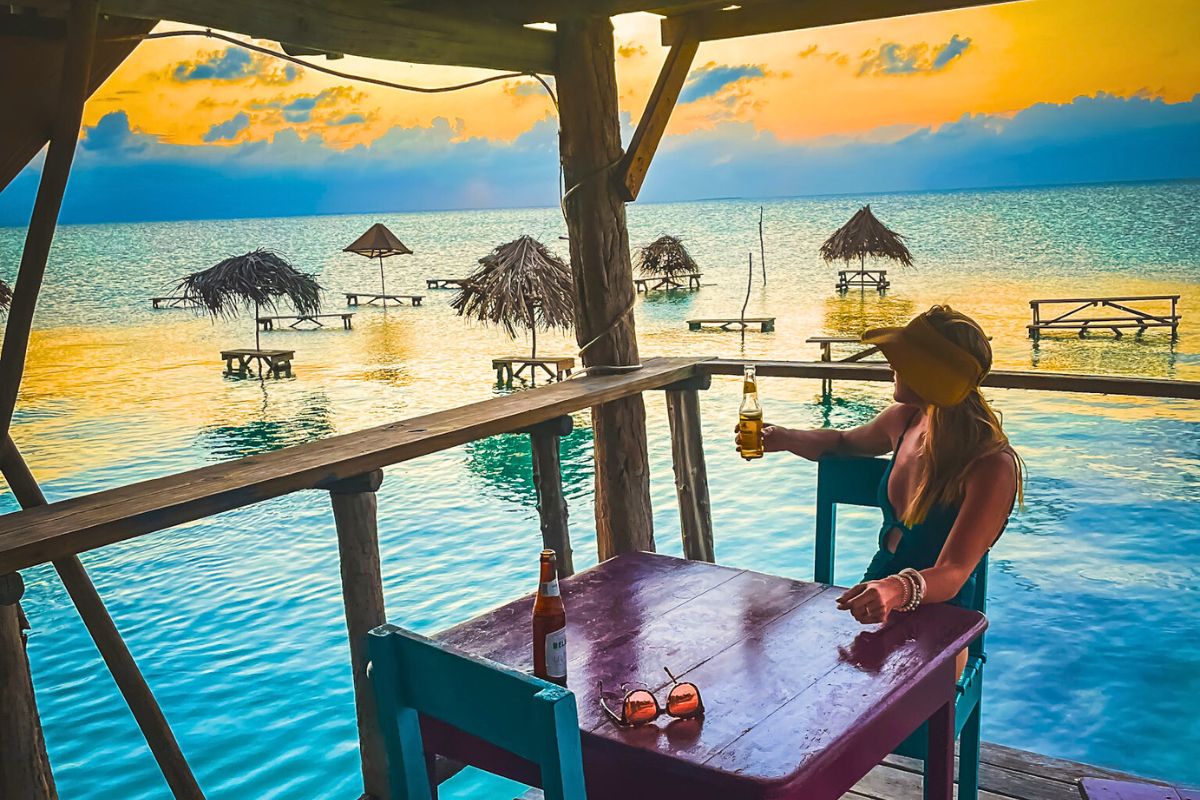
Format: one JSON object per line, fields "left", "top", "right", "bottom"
{"left": 967, "top": 450, "right": 1018, "bottom": 487}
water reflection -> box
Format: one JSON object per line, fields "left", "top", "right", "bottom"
{"left": 464, "top": 423, "right": 594, "bottom": 507}
{"left": 196, "top": 386, "right": 335, "bottom": 460}
{"left": 1030, "top": 335, "right": 1178, "bottom": 377}
{"left": 822, "top": 293, "right": 916, "bottom": 336}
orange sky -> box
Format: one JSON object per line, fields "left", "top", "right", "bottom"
{"left": 73, "top": 0, "right": 1200, "bottom": 151}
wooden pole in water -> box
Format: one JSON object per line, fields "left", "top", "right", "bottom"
{"left": 0, "top": 437, "right": 205, "bottom": 799}
{"left": 527, "top": 416, "right": 574, "bottom": 578}
{"left": 326, "top": 470, "right": 389, "bottom": 799}
{"left": 557, "top": 16, "right": 655, "bottom": 560}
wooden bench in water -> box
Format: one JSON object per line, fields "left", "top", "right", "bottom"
{"left": 220, "top": 348, "right": 294, "bottom": 378}
{"left": 688, "top": 317, "right": 775, "bottom": 332}
{"left": 150, "top": 296, "right": 201, "bottom": 309}
{"left": 837, "top": 269, "right": 890, "bottom": 293}
{"left": 344, "top": 292, "right": 424, "bottom": 307}
{"left": 516, "top": 741, "right": 1176, "bottom": 800}
{"left": 634, "top": 272, "right": 702, "bottom": 292}
{"left": 426, "top": 278, "right": 466, "bottom": 290}
{"left": 257, "top": 313, "right": 354, "bottom": 331}
{"left": 1028, "top": 295, "right": 1180, "bottom": 340}
{"left": 807, "top": 335, "right": 882, "bottom": 395}
{"left": 492, "top": 356, "right": 575, "bottom": 386}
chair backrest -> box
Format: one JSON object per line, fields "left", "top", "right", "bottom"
{"left": 815, "top": 456, "right": 989, "bottom": 658}
{"left": 368, "top": 624, "right": 586, "bottom": 800}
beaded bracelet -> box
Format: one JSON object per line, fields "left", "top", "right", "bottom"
{"left": 888, "top": 574, "right": 911, "bottom": 611}
{"left": 898, "top": 567, "right": 925, "bottom": 611}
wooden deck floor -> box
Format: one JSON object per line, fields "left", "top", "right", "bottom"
{"left": 516, "top": 741, "right": 1166, "bottom": 800}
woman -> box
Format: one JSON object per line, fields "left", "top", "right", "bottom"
{"left": 739, "top": 305, "right": 1022, "bottom": 649}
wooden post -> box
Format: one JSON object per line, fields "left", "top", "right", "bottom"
{"left": 0, "top": 437, "right": 204, "bottom": 799}
{"left": 526, "top": 417, "right": 574, "bottom": 578}
{"left": 0, "top": 582, "right": 55, "bottom": 799}
{"left": 557, "top": 16, "right": 655, "bottom": 561}
{"left": 326, "top": 470, "right": 389, "bottom": 799}
{"left": 663, "top": 377, "right": 715, "bottom": 562}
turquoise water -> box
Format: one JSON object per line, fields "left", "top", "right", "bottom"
{"left": 1, "top": 180, "right": 1199, "bottom": 797}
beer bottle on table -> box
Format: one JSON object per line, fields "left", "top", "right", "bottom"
{"left": 532, "top": 549, "right": 567, "bottom": 687}
{"left": 739, "top": 364, "right": 764, "bottom": 460}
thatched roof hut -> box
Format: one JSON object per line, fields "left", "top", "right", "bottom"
{"left": 175, "top": 249, "right": 322, "bottom": 350}
{"left": 635, "top": 235, "right": 698, "bottom": 277}
{"left": 820, "top": 205, "right": 913, "bottom": 269}
{"left": 452, "top": 236, "right": 574, "bottom": 358}
{"left": 0, "top": 278, "right": 11, "bottom": 313}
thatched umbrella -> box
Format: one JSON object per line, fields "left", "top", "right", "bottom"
{"left": 175, "top": 249, "right": 322, "bottom": 351}
{"left": 0, "top": 278, "right": 11, "bottom": 314}
{"left": 820, "top": 205, "right": 914, "bottom": 272}
{"left": 451, "top": 236, "right": 574, "bottom": 359}
{"left": 635, "top": 234, "right": 698, "bottom": 278}
{"left": 344, "top": 222, "right": 412, "bottom": 303}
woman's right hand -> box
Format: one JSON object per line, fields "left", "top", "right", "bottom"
{"left": 733, "top": 423, "right": 791, "bottom": 455}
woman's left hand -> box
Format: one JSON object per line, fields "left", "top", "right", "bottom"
{"left": 836, "top": 578, "right": 905, "bottom": 625}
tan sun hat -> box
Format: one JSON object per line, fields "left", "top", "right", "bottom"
{"left": 862, "top": 311, "right": 985, "bottom": 407}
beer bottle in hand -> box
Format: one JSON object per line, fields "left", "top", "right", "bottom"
{"left": 532, "top": 549, "right": 567, "bottom": 686}
{"left": 739, "top": 364, "right": 764, "bottom": 460}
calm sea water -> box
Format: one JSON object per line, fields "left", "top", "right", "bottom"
{"left": 1, "top": 180, "right": 1199, "bottom": 798}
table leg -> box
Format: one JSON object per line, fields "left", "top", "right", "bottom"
{"left": 925, "top": 696, "right": 955, "bottom": 800}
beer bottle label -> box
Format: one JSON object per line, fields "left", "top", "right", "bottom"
{"left": 545, "top": 627, "right": 567, "bottom": 678}
{"left": 540, "top": 579, "right": 560, "bottom": 597}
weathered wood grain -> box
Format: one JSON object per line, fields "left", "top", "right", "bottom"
{"left": 665, "top": 388, "right": 714, "bottom": 562}
{"left": 0, "top": 357, "right": 705, "bottom": 573}
{"left": 557, "top": 17, "right": 655, "bottom": 560}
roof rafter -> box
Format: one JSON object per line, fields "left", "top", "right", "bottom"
{"left": 661, "top": 0, "right": 1023, "bottom": 43}
{"left": 20, "top": 0, "right": 557, "bottom": 73}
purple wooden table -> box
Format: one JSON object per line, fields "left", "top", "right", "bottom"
{"left": 432, "top": 552, "right": 986, "bottom": 800}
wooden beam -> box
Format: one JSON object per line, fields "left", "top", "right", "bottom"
{"left": 326, "top": 471, "right": 388, "bottom": 800}
{"left": 0, "top": 0, "right": 98, "bottom": 445}
{"left": 700, "top": 360, "right": 1200, "bottom": 400}
{"left": 0, "top": 357, "right": 706, "bottom": 574}
{"left": 616, "top": 21, "right": 698, "bottom": 202}
{"left": 23, "top": 0, "right": 556, "bottom": 73}
{"left": 0, "top": 13, "right": 155, "bottom": 193}
{"left": 662, "top": 0, "right": 1022, "bottom": 44}
{"left": 665, "top": 388, "right": 714, "bottom": 562}
{"left": 557, "top": 17, "right": 656, "bottom": 561}
{"left": 528, "top": 418, "right": 574, "bottom": 577}
{"left": 1, "top": 438, "right": 205, "bottom": 800}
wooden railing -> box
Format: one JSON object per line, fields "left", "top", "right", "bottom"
{"left": 2, "top": 355, "right": 1199, "bottom": 798}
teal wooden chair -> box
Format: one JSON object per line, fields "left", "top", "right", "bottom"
{"left": 815, "top": 456, "right": 988, "bottom": 800}
{"left": 367, "top": 624, "right": 587, "bottom": 800}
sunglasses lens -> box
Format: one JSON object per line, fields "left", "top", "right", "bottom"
{"left": 624, "top": 690, "right": 658, "bottom": 724}
{"left": 667, "top": 682, "right": 702, "bottom": 717}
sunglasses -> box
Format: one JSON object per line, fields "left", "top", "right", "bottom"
{"left": 598, "top": 667, "right": 705, "bottom": 727}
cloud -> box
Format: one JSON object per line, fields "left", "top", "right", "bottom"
{"left": 171, "top": 47, "right": 301, "bottom": 85}
{"left": 2, "top": 92, "right": 1196, "bottom": 225}
{"left": 252, "top": 87, "right": 357, "bottom": 124}
{"left": 202, "top": 112, "right": 250, "bottom": 142}
{"left": 679, "top": 63, "right": 766, "bottom": 103}
{"left": 80, "top": 111, "right": 150, "bottom": 152}
{"left": 618, "top": 42, "right": 647, "bottom": 58}
{"left": 330, "top": 113, "right": 366, "bottom": 126}
{"left": 859, "top": 34, "right": 972, "bottom": 77}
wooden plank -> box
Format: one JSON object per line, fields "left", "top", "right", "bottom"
{"left": 1030, "top": 295, "right": 1179, "bottom": 304}
{"left": 1080, "top": 779, "right": 1182, "bottom": 800}
{"left": 616, "top": 21, "right": 698, "bottom": 201}
{"left": 662, "top": 0, "right": 1021, "bottom": 44}
{"left": 0, "top": 357, "right": 705, "bottom": 573}
{"left": 701, "top": 360, "right": 1200, "bottom": 400}
{"left": 979, "top": 741, "right": 1171, "bottom": 786}
{"left": 557, "top": 17, "right": 655, "bottom": 561}
{"left": 21, "top": 0, "right": 556, "bottom": 73}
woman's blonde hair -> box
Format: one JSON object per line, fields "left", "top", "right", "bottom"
{"left": 901, "top": 305, "right": 1024, "bottom": 526}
